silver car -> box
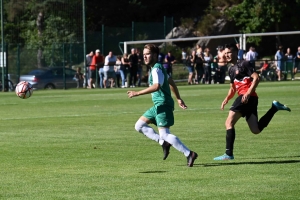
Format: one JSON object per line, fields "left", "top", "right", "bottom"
{"left": 19, "top": 67, "right": 77, "bottom": 89}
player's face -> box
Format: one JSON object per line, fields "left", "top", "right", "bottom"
{"left": 143, "top": 48, "right": 154, "bottom": 65}
{"left": 224, "top": 48, "right": 236, "bottom": 63}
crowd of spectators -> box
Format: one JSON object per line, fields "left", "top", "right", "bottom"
{"left": 77, "top": 44, "right": 300, "bottom": 89}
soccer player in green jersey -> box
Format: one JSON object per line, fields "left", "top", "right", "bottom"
{"left": 127, "top": 44, "right": 198, "bottom": 167}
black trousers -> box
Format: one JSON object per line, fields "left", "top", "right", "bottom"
{"left": 129, "top": 67, "right": 138, "bottom": 86}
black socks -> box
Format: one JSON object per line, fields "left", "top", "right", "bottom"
{"left": 225, "top": 128, "right": 235, "bottom": 156}
{"left": 258, "top": 106, "right": 278, "bottom": 132}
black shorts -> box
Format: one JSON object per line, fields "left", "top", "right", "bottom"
{"left": 230, "top": 95, "right": 258, "bottom": 120}
{"left": 89, "top": 69, "right": 96, "bottom": 79}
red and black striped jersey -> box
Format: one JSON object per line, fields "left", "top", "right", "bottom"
{"left": 228, "top": 60, "right": 258, "bottom": 97}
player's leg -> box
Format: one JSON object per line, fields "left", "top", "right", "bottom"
{"left": 156, "top": 106, "right": 197, "bottom": 166}
{"left": 158, "top": 127, "right": 197, "bottom": 167}
{"left": 135, "top": 116, "right": 160, "bottom": 142}
{"left": 134, "top": 107, "right": 170, "bottom": 160}
{"left": 214, "top": 96, "right": 243, "bottom": 161}
{"left": 255, "top": 100, "right": 291, "bottom": 132}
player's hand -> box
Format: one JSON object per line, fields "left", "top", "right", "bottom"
{"left": 177, "top": 99, "right": 187, "bottom": 109}
{"left": 221, "top": 99, "right": 228, "bottom": 110}
{"left": 241, "top": 93, "right": 250, "bottom": 104}
{"left": 127, "top": 91, "right": 139, "bottom": 98}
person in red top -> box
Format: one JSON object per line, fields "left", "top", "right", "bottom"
{"left": 214, "top": 43, "right": 291, "bottom": 161}
{"left": 88, "top": 49, "right": 104, "bottom": 88}
{"left": 259, "top": 60, "right": 270, "bottom": 80}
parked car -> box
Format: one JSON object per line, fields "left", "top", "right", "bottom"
{"left": 0, "top": 73, "right": 17, "bottom": 92}
{"left": 19, "top": 67, "right": 77, "bottom": 89}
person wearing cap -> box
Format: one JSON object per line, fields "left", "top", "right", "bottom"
{"left": 89, "top": 49, "right": 104, "bottom": 88}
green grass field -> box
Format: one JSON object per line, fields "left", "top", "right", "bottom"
{"left": 0, "top": 81, "right": 299, "bottom": 200}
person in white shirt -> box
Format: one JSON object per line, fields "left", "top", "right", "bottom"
{"left": 103, "top": 51, "right": 117, "bottom": 88}
{"left": 245, "top": 46, "right": 258, "bottom": 68}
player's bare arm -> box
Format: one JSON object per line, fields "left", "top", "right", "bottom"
{"left": 168, "top": 77, "right": 187, "bottom": 109}
{"left": 241, "top": 72, "right": 260, "bottom": 104}
{"left": 221, "top": 83, "right": 236, "bottom": 110}
{"left": 127, "top": 83, "right": 160, "bottom": 98}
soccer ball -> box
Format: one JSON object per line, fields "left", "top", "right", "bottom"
{"left": 15, "top": 81, "right": 33, "bottom": 99}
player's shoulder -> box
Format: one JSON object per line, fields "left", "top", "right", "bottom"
{"left": 153, "top": 62, "right": 163, "bottom": 69}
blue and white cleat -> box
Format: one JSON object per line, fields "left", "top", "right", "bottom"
{"left": 214, "top": 154, "right": 234, "bottom": 161}
{"left": 272, "top": 100, "right": 291, "bottom": 112}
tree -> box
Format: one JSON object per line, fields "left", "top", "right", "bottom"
{"left": 225, "top": 0, "right": 300, "bottom": 45}
{"left": 3, "top": 0, "right": 83, "bottom": 68}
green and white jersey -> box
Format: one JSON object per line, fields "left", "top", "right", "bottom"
{"left": 148, "top": 63, "right": 174, "bottom": 108}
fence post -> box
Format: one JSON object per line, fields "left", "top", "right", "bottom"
{"left": 17, "top": 44, "right": 20, "bottom": 83}
{"left": 82, "top": 0, "right": 87, "bottom": 88}
{"left": 63, "top": 43, "right": 66, "bottom": 89}
{"left": 102, "top": 24, "right": 104, "bottom": 53}
{"left": 69, "top": 43, "right": 73, "bottom": 68}
{"left": 164, "top": 16, "right": 166, "bottom": 52}
{"left": 1, "top": 0, "right": 4, "bottom": 92}
{"left": 132, "top": 21, "right": 135, "bottom": 42}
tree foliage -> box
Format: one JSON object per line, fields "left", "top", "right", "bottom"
{"left": 225, "top": 0, "right": 300, "bottom": 44}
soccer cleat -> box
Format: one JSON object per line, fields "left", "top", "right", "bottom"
{"left": 272, "top": 100, "right": 291, "bottom": 112}
{"left": 162, "top": 141, "right": 171, "bottom": 160}
{"left": 187, "top": 151, "right": 198, "bottom": 167}
{"left": 213, "top": 154, "right": 234, "bottom": 161}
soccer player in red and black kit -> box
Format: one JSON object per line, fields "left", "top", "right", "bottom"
{"left": 214, "top": 43, "right": 291, "bottom": 161}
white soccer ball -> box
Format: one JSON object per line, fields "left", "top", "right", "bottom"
{"left": 15, "top": 81, "right": 33, "bottom": 99}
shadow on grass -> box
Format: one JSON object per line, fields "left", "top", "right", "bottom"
{"left": 249, "top": 155, "right": 300, "bottom": 159}
{"left": 198, "top": 159, "right": 300, "bottom": 167}
{"left": 139, "top": 171, "right": 167, "bottom": 173}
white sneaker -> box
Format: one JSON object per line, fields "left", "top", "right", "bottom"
{"left": 121, "top": 86, "right": 125, "bottom": 88}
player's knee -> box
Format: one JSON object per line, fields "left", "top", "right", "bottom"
{"left": 134, "top": 122, "right": 142, "bottom": 132}
{"left": 225, "top": 120, "right": 233, "bottom": 129}
{"left": 135, "top": 119, "right": 146, "bottom": 133}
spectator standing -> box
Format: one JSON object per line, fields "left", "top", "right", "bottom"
{"left": 275, "top": 46, "right": 284, "bottom": 81}
{"left": 236, "top": 43, "right": 244, "bottom": 60}
{"left": 89, "top": 49, "right": 104, "bottom": 89}
{"left": 211, "top": 56, "right": 219, "bottom": 84}
{"left": 293, "top": 46, "right": 300, "bottom": 80}
{"left": 129, "top": 48, "right": 138, "bottom": 87}
{"left": 163, "top": 51, "right": 176, "bottom": 77}
{"left": 74, "top": 67, "right": 84, "bottom": 88}
{"left": 245, "top": 46, "right": 258, "bottom": 69}
{"left": 84, "top": 51, "right": 94, "bottom": 88}
{"left": 186, "top": 50, "right": 196, "bottom": 85}
{"left": 103, "top": 51, "right": 117, "bottom": 88}
{"left": 285, "top": 47, "right": 293, "bottom": 80}
{"left": 114, "top": 56, "right": 122, "bottom": 88}
{"left": 203, "top": 48, "right": 213, "bottom": 84}
{"left": 181, "top": 48, "right": 187, "bottom": 67}
{"left": 217, "top": 46, "right": 227, "bottom": 84}
{"left": 136, "top": 48, "right": 144, "bottom": 87}
{"left": 121, "top": 53, "right": 130, "bottom": 88}
{"left": 195, "top": 45, "right": 204, "bottom": 84}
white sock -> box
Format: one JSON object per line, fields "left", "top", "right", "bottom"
{"left": 159, "top": 128, "right": 190, "bottom": 157}
{"left": 135, "top": 120, "right": 160, "bottom": 143}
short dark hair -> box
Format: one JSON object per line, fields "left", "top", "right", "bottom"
{"left": 225, "top": 43, "right": 238, "bottom": 53}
